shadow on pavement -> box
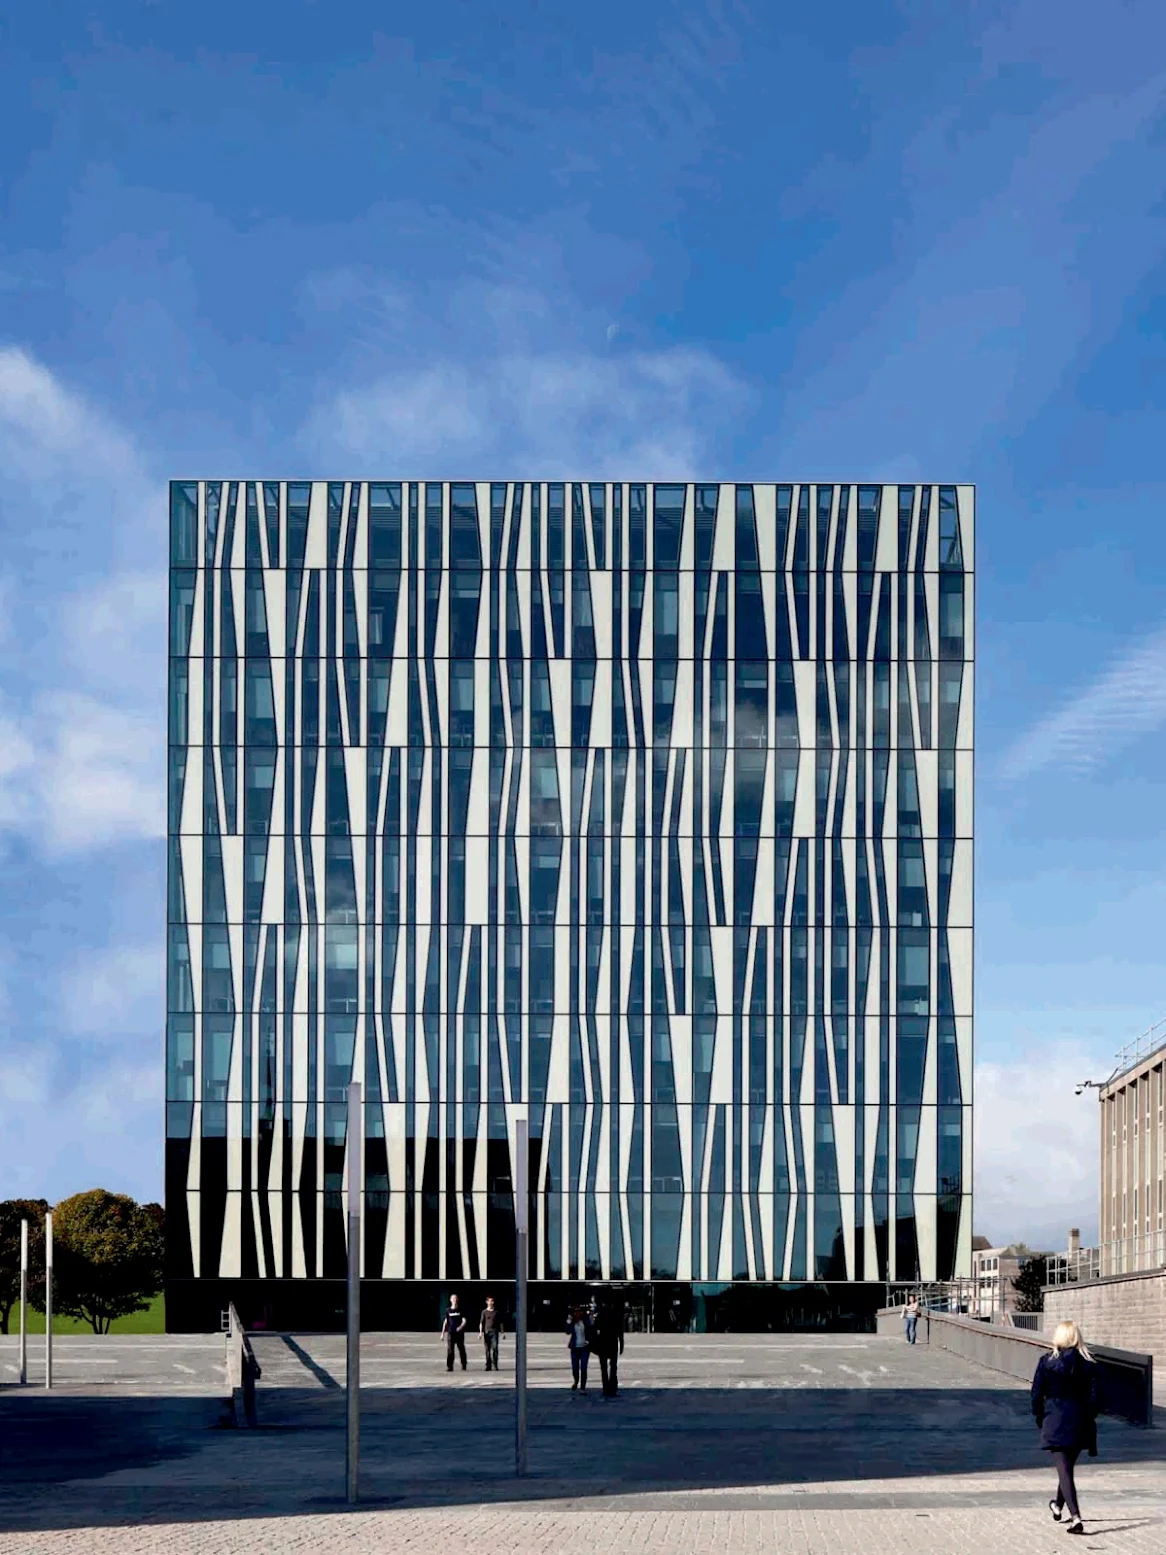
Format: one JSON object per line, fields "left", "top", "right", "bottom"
{"left": 0, "top": 1394, "right": 214, "bottom": 1486}
{"left": 1, "top": 1382, "right": 1163, "bottom": 1533}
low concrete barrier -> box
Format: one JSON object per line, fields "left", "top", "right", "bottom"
{"left": 877, "top": 1307, "right": 1153, "bottom": 1427}
{"left": 225, "top": 1302, "right": 260, "bottom": 1427}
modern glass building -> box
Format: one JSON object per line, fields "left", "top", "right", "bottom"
{"left": 166, "top": 480, "right": 973, "bottom": 1330}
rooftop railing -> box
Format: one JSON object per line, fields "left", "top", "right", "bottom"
{"left": 1108, "top": 1011, "right": 1166, "bottom": 1086}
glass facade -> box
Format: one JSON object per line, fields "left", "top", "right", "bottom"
{"left": 166, "top": 480, "right": 973, "bottom": 1297}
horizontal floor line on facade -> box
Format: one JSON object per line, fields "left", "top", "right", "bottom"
{"left": 166, "top": 908, "right": 988, "bottom": 920}
{"left": 173, "top": 566, "right": 976, "bottom": 578}
{"left": 167, "top": 1003, "right": 976, "bottom": 1013}
{"left": 166, "top": 1101, "right": 970, "bottom": 1112}
{"left": 167, "top": 741, "right": 975, "bottom": 752}
{"left": 167, "top": 829, "right": 977, "bottom": 839}
{"left": 169, "top": 1198, "right": 964, "bottom": 1212}
{"left": 170, "top": 652, "right": 976, "bottom": 662}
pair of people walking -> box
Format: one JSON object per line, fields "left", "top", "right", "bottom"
{"left": 1031, "top": 1320, "right": 1099, "bottom": 1536}
{"left": 440, "top": 1294, "right": 505, "bottom": 1372}
{"left": 565, "top": 1303, "right": 624, "bottom": 1396}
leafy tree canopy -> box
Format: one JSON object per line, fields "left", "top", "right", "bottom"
{"left": 1012, "top": 1255, "right": 1049, "bottom": 1314}
{"left": 49, "top": 1191, "right": 165, "bottom": 1335}
{"left": 0, "top": 1200, "right": 48, "bottom": 1334}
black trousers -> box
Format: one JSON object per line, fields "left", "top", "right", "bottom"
{"left": 445, "top": 1331, "right": 467, "bottom": 1370}
{"left": 1050, "top": 1448, "right": 1082, "bottom": 1520}
{"left": 599, "top": 1352, "right": 619, "bottom": 1396}
{"left": 483, "top": 1332, "right": 499, "bottom": 1369}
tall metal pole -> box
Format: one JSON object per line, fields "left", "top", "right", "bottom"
{"left": 515, "top": 1110, "right": 528, "bottom": 1477}
{"left": 345, "top": 1080, "right": 362, "bottom": 1506}
{"left": 18, "top": 1220, "right": 27, "bottom": 1385}
{"left": 44, "top": 1211, "right": 53, "bottom": 1391}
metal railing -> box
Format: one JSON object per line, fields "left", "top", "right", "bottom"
{"left": 997, "top": 1311, "right": 1041, "bottom": 1331}
{"left": 1099, "top": 1231, "right": 1166, "bottom": 1279}
{"left": 1110, "top": 1012, "right": 1166, "bottom": 1085}
{"left": 886, "top": 1282, "right": 967, "bottom": 1313}
{"left": 1046, "top": 1247, "right": 1102, "bottom": 1286}
{"left": 1046, "top": 1235, "right": 1165, "bottom": 1284}
{"left": 887, "top": 1278, "right": 1049, "bottom": 1321}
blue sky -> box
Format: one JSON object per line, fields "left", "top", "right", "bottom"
{"left": 1, "top": 0, "right": 1165, "bottom": 1248}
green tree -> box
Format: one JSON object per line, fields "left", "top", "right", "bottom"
{"left": 1012, "top": 1255, "right": 1049, "bottom": 1314}
{"left": 0, "top": 1200, "right": 48, "bottom": 1334}
{"left": 50, "top": 1191, "right": 165, "bottom": 1334}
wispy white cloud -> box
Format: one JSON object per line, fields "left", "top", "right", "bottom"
{"left": 974, "top": 1038, "right": 1102, "bottom": 1248}
{"left": 0, "top": 346, "right": 137, "bottom": 474}
{"left": 0, "top": 347, "right": 157, "bottom": 563}
{"left": 312, "top": 343, "right": 746, "bottom": 476}
{"left": 304, "top": 274, "right": 748, "bottom": 476}
{"left": 1002, "top": 623, "right": 1166, "bottom": 781}
{"left": 0, "top": 709, "right": 36, "bottom": 831}
{"left": 37, "top": 693, "right": 164, "bottom": 853}
{"left": 60, "top": 944, "right": 163, "bottom": 1040}
{"left": 0, "top": 347, "right": 165, "bottom": 856}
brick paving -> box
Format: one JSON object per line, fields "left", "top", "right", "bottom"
{"left": 2, "top": 1333, "right": 1163, "bottom": 1552}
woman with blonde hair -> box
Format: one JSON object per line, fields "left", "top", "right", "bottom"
{"left": 1030, "top": 1319, "right": 1099, "bottom": 1535}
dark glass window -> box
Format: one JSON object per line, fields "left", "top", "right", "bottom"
{"left": 939, "top": 486, "right": 963, "bottom": 568}
{"left": 654, "top": 485, "right": 684, "bottom": 567}
{"left": 897, "top": 931, "right": 929, "bottom": 1015}
{"left": 897, "top": 839, "right": 929, "bottom": 927}
{"left": 450, "top": 483, "right": 481, "bottom": 567}
{"left": 170, "top": 482, "right": 199, "bottom": 565}
{"left": 735, "top": 661, "right": 768, "bottom": 747}
{"left": 735, "top": 569, "right": 767, "bottom": 659}
{"left": 939, "top": 573, "right": 965, "bottom": 659}
{"left": 170, "top": 570, "right": 196, "bottom": 655}
{"left": 695, "top": 485, "right": 717, "bottom": 567}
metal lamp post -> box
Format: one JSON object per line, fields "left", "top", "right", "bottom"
{"left": 44, "top": 1211, "right": 53, "bottom": 1390}
{"left": 514, "top": 1109, "right": 528, "bottom": 1477}
{"left": 346, "top": 1080, "right": 362, "bottom": 1505}
{"left": 18, "top": 1219, "right": 27, "bottom": 1385}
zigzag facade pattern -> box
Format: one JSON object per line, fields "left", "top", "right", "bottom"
{"left": 166, "top": 480, "right": 974, "bottom": 1291}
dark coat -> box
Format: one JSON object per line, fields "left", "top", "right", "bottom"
{"left": 592, "top": 1309, "right": 625, "bottom": 1358}
{"left": 1031, "top": 1349, "right": 1099, "bottom": 1454}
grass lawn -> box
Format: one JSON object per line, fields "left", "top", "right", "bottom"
{"left": 11, "top": 1293, "right": 165, "bottom": 1335}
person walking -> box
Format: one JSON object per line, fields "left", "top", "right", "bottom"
{"left": 904, "top": 1295, "right": 920, "bottom": 1345}
{"left": 1031, "top": 1320, "right": 1099, "bottom": 1535}
{"left": 441, "top": 1293, "right": 468, "bottom": 1372}
{"left": 566, "top": 1305, "right": 595, "bottom": 1392}
{"left": 479, "top": 1295, "right": 503, "bottom": 1371}
{"left": 593, "top": 1300, "right": 625, "bottom": 1398}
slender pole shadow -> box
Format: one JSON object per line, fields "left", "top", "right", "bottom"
{"left": 281, "top": 1336, "right": 341, "bottom": 1390}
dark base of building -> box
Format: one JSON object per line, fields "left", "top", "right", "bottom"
{"left": 165, "top": 1278, "right": 891, "bottom": 1335}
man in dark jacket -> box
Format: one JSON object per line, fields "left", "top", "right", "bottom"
{"left": 1031, "top": 1328, "right": 1099, "bottom": 1534}
{"left": 592, "top": 1300, "right": 625, "bottom": 1397}
{"left": 479, "top": 1295, "right": 503, "bottom": 1371}
{"left": 441, "top": 1294, "right": 468, "bottom": 1372}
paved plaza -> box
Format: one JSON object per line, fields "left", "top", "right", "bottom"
{"left": 2, "top": 1331, "right": 1164, "bottom": 1552}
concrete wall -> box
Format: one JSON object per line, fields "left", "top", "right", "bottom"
{"left": 878, "top": 1307, "right": 1046, "bottom": 1383}
{"left": 877, "top": 1306, "right": 1154, "bottom": 1425}
{"left": 1045, "top": 1270, "right": 1166, "bottom": 1360}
